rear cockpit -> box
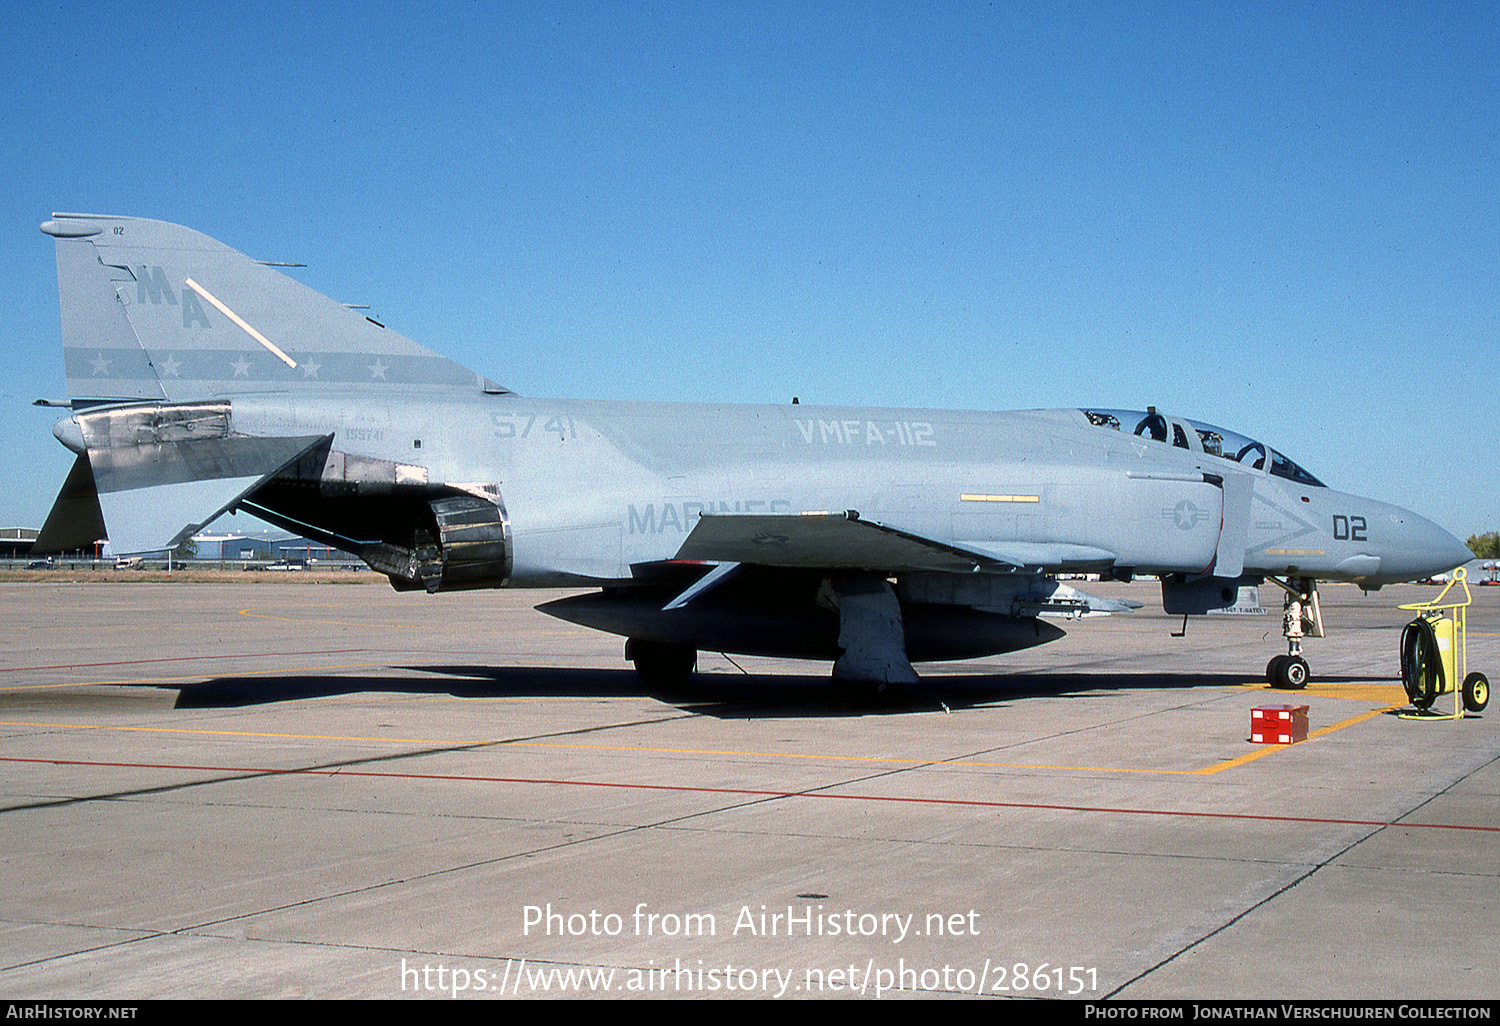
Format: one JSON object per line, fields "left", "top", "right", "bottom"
{"left": 1082, "top": 407, "right": 1325, "bottom": 488}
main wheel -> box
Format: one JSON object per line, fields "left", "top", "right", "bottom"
{"left": 627, "top": 639, "right": 696, "bottom": 689}
{"left": 1463, "top": 672, "right": 1490, "bottom": 713}
{"left": 830, "top": 675, "right": 899, "bottom": 706}
{"left": 1275, "top": 655, "right": 1309, "bottom": 690}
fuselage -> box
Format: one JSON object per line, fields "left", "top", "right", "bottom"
{"left": 219, "top": 393, "right": 1470, "bottom": 588}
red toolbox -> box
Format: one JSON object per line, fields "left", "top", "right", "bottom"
{"left": 1251, "top": 704, "right": 1309, "bottom": 744}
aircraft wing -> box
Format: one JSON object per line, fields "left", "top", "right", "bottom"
{"left": 674, "top": 512, "right": 1004, "bottom": 573}
{"left": 672, "top": 512, "right": 1117, "bottom": 575}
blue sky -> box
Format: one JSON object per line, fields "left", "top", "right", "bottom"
{"left": 2, "top": 2, "right": 1495, "bottom": 539}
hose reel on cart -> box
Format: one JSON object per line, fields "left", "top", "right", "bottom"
{"left": 1399, "top": 567, "right": 1488, "bottom": 719}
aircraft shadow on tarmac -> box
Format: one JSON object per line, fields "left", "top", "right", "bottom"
{"left": 165, "top": 665, "right": 1358, "bottom": 717}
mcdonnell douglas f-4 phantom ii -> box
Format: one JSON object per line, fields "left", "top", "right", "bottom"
{"left": 33, "top": 214, "right": 1472, "bottom": 693}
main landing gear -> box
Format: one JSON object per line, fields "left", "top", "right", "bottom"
{"left": 1265, "top": 577, "right": 1323, "bottom": 690}
{"left": 626, "top": 639, "right": 697, "bottom": 689}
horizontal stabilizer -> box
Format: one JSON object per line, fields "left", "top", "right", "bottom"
{"left": 675, "top": 512, "right": 1008, "bottom": 573}
{"left": 56, "top": 400, "right": 328, "bottom": 555}
{"left": 34, "top": 455, "right": 106, "bottom": 553}
{"left": 95, "top": 434, "right": 327, "bottom": 555}
{"left": 99, "top": 475, "right": 268, "bottom": 555}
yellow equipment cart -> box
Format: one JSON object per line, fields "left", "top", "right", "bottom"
{"left": 1399, "top": 567, "right": 1489, "bottom": 719}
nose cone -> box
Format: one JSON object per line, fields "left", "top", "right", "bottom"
{"left": 1432, "top": 528, "right": 1478, "bottom": 576}
{"left": 1376, "top": 511, "right": 1473, "bottom": 583}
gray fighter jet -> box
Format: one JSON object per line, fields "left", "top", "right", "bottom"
{"left": 33, "top": 214, "right": 1472, "bottom": 693}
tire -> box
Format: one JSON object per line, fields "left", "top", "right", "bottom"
{"left": 627, "top": 639, "right": 696, "bottom": 689}
{"left": 1277, "top": 655, "right": 1310, "bottom": 690}
{"left": 1400, "top": 618, "right": 1442, "bottom": 710}
{"left": 1266, "top": 655, "right": 1288, "bottom": 687}
{"left": 1463, "top": 672, "right": 1490, "bottom": 713}
{"left": 830, "top": 676, "right": 898, "bottom": 706}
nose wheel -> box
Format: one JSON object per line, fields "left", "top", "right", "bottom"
{"left": 1266, "top": 654, "right": 1310, "bottom": 690}
{"left": 1266, "top": 577, "right": 1322, "bottom": 689}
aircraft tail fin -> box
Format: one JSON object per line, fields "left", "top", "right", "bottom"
{"left": 40, "top": 213, "right": 508, "bottom": 403}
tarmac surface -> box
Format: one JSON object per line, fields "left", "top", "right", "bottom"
{"left": 0, "top": 574, "right": 1496, "bottom": 1000}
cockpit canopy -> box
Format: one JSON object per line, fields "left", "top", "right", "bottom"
{"left": 1082, "top": 408, "right": 1325, "bottom": 488}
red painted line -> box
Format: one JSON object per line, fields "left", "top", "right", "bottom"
{"left": 0, "top": 649, "right": 373, "bottom": 674}
{"left": 5, "top": 756, "right": 1496, "bottom": 833}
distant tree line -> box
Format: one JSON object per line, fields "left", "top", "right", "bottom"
{"left": 1468, "top": 532, "right": 1500, "bottom": 558}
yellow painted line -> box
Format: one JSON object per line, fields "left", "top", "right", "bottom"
{"left": 2, "top": 697, "right": 1402, "bottom": 775}
{"left": 0, "top": 722, "right": 923, "bottom": 757}
{"left": 449, "top": 700, "right": 1405, "bottom": 774}
{"left": 233, "top": 607, "right": 590, "bottom": 637}
{"left": 236, "top": 608, "right": 435, "bottom": 630}
{"left": 0, "top": 662, "right": 386, "bottom": 690}
{"left": 514, "top": 743, "right": 1219, "bottom": 776}
{"left": 0, "top": 720, "right": 1185, "bottom": 772}
{"left": 1238, "top": 681, "right": 1409, "bottom": 704}
{"left": 1188, "top": 704, "right": 1400, "bottom": 775}
{"left": 0, "top": 720, "right": 452, "bottom": 744}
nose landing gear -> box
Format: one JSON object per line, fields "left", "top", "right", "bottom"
{"left": 1266, "top": 577, "right": 1322, "bottom": 689}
